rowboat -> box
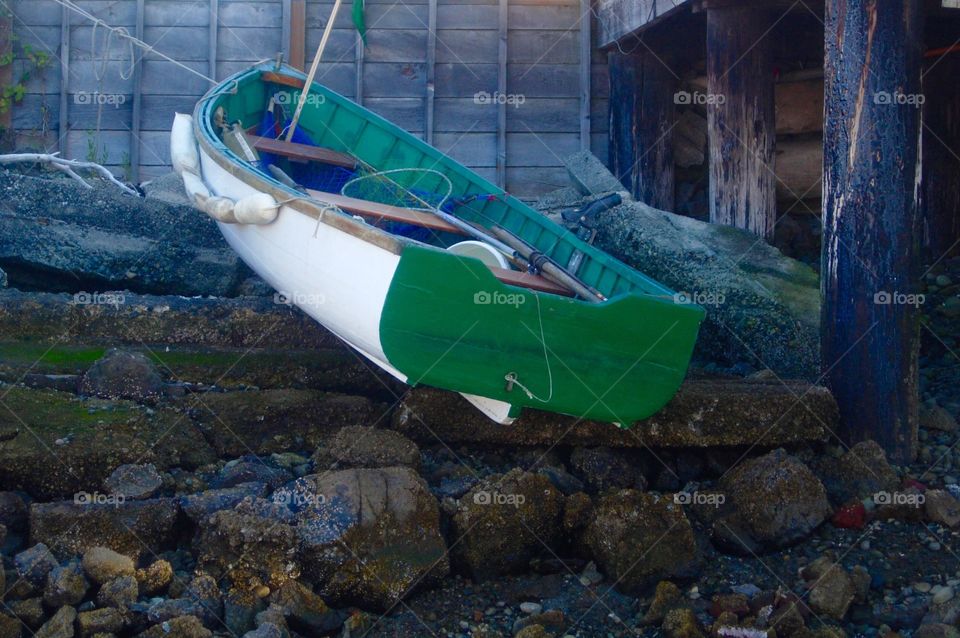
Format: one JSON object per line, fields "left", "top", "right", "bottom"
{"left": 172, "top": 61, "right": 704, "bottom": 425}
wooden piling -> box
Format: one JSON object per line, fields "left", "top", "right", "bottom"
{"left": 922, "top": 53, "right": 960, "bottom": 257}
{"left": 706, "top": 5, "right": 776, "bottom": 240}
{"left": 822, "top": 0, "right": 923, "bottom": 464}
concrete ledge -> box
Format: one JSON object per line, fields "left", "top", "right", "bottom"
{"left": 392, "top": 379, "right": 835, "bottom": 448}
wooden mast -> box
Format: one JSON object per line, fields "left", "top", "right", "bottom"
{"left": 822, "top": 0, "right": 923, "bottom": 464}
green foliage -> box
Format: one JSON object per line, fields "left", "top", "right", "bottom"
{"left": 0, "top": 18, "right": 52, "bottom": 115}
{"left": 86, "top": 131, "right": 108, "bottom": 164}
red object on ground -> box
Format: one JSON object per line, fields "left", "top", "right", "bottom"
{"left": 832, "top": 502, "right": 866, "bottom": 529}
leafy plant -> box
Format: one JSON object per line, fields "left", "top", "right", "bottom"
{"left": 0, "top": 10, "right": 52, "bottom": 115}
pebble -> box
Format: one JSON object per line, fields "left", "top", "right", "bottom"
{"left": 519, "top": 603, "right": 542, "bottom": 615}
{"left": 930, "top": 542, "right": 943, "bottom": 551}
{"left": 861, "top": 540, "right": 872, "bottom": 550}
{"left": 915, "top": 582, "right": 933, "bottom": 593}
{"left": 933, "top": 585, "right": 955, "bottom": 604}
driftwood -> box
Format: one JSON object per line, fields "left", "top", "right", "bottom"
{"left": 0, "top": 153, "right": 138, "bottom": 196}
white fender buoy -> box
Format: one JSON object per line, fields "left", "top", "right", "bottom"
{"left": 171, "top": 113, "right": 200, "bottom": 176}
{"left": 233, "top": 193, "right": 280, "bottom": 225}
{"left": 196, "top": 194, "right": 238, "bottom": 224}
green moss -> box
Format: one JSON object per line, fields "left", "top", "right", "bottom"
{"left": 0, "top": 385, "right": 139, "bottom": 435}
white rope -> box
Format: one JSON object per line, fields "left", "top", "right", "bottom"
{"left": 504, "top": 294, "right": 554, "bottom": 403}
{"left": 341, "top": 167, "right": 455, "bottom": 214}
{"left": 52, "top": 0, "right": 219, "bottom": 86}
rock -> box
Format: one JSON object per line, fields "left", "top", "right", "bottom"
{"left": 851, "top": 565, "right": 871, "bottom": 603}
{"left": 223, "top": 588, "right": 264, "bottom": 636}
{"left": 0, "top": 171, "right": 248, "bottom": 296}
{"left": 552, "top": 151, "right": 820, "bottom": 377}
{"left": 8, "top": 597, "right": 46, "bottom": 628}
{"left": 30, "top": 498, "right": 179, "bottom": 559}
{"left": 514, "top": 626, "right": 553, "bottom": 638}
{"left": 146, "top": 574, "right": 222, "bottom": 628}
{"left": 179, "top": 483, "right": 268, "bottom": 524}
{"left": 537, "top": 465, "right": 584, "bottom": 495}
{"left": 271, "top": 580, "right": 346, "bottom": 635}
{"left": 102, "top": 464, "right": 163, "bottom": 500}
{"left": 804, "top": 558, "right": 856, "bottom": 621}
{"left": 643, "top": 581, "right": 684, "bottom": 625}
{"left": 519, "top": 602, "right": 542, "bottom": 615}
{"left": 0, "top": 491, "right": 29, "bottom": 531}
{"left": 210, "top": 459, "right": 292, "bottom": 490}
{"left": 243, "top": 624, "right": 284, "bottom": 638}
{"left": 78, "top": 349, "right": 165, "bottom": 402}
{"left": 15, "top": 543, "right": 59, "bottom": 588}
{"left": 568, "top": 447, "right": 645, "bottom": 493}
{"left": 921, "top": 405, "right": 958, "bottom": 432}
{"left": 563, "top": 151, "right": 628, "bottom": 196}
{"left": 0, "top": 615, "right": 22, "bottom": 637}
{"left": 44, "top": 560, "right": 89, "bottom": 607}
{"left": 662, "top": 607, "right": 705, "bottom": 638}
{"left": 137, "top": 616, "right": 211, "bottom": 638}
{"left": 933, "top": 586, "right": 956, "bottom": 605}
{"left": 312, "top": 425, "right": 421, "bottom": 471}
{"left": 34, "top": 606, "right": 76, "bottom": 638}
{"left": 709, "top": 593, "right": 750, "bottom": 618}
{"left": 916, "top": 624, "right": 960, "bottom": 638}
{"left": 0, "top": 385, "right": 216, "bottom": 500}
{"left": 81, "top": 547, "right": 136, "bottom": 585}
{"left": 713, "top": 449, "right": 831, "bottom": 553}
{"left": 96, "top": 575, "right": 139, "bottom": 608}
{"left": 452, "top": 469, "right": 563, "bottom": 580}
{"left": 393, "top": 380, "right": 833, "bottom": 448}
{"left": 196, "top": 499, "right": 299, "bottom": 589}
{"left": 135, "top": 560, "right": 174, "bottom": 596}
{"left": 926, "top": 489, "right": 960, "bottom": 527}
{"left": 76, "top": 608, "right": 128, "bottom": 636}
{"left": 813, "top": 441, "right": 900, "bottom": 506}
{"left": 296, "top": 467, "right": 449, "bottom": 610}
{"left": 584, "top": 491, "right": 700, "bottom": 595}
{"left": 562, "top": 492, "right": 593, "bottom": 536}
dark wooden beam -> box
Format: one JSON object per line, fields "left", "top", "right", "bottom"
{"left": 922, "top": 53, "right": 960, "bottom": 257}
{"left": 706, "top": 5, "right": 777, "bottom": 240}
{"left": 608, "top": 51, "right": 638, "bottom": 193}
{"left": 290, "top": 0, "right": 306, "bottom": 71}
{"left": 822, "top": 0, "right": 923, "bottom": 464}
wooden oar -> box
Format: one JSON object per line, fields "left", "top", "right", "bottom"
{"left": 285, "top": 0, "right": 343, "bottom": 142}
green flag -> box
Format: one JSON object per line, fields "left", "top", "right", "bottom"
{"left": 352, "top": 0, "right": 367, "bottom": 43}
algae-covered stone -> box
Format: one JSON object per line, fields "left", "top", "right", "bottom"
{"left": 135, "top": 559, "right": 174, "bottom": 596}
{"left": 0, "top": 386, "right": 215, "bottom": 499}
{"left": 15, "top": 543, "right": 59, "bottom": 588}
{"left": 312, "top": 425, "right": 421, "bottom": 471}
{"left": 296, "top": 467, "right": 448, "bottom": 610}
{"left": 714, "top": 449, "right": 831, "bottom": 554}
{"left": 34, "top": 605, "right": 76, "bottom": 638}
{"left": 103, "top": 464, "right": 163, "bottom": 500}
{"left": 584, "top": 490, "right": 700, "bottom": 594}
{"left": 82, "top": 547, "right": 136, "bottom": 585}
{"left": 31, "top": 499, "right": 179, "bottom": 560}
{"left": 662, "top": 608, "right": 705, "bottom": 638}
{"left": 812, "top": 440, "right": 900, "bottom": 506}
{"left": 136, "top": 616, "right": 211, "bottom": 638}
{"left": 79, "top": 349, "right": 164, "bottom": 401}
{"left": 452, "top": 469, "right": 564, "bottom": 580}
{"left": 44, "top": 560, "right": 89, "bottom": 607}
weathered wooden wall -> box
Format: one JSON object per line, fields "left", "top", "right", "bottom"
{"left": 7, "top": 0, "right": 608, "bottom": 198}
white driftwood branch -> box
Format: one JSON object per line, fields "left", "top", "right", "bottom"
{"left": 0, "top": 153, "right": 139, "bottom": 196}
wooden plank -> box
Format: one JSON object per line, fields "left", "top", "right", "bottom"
{"left": 822, "top": 0, "right": 923, "bottom": 464}
{"left": 607, "top": 51, "right": 635, "bottom": 192}
{"left": 291, "top": 0, "right": 306, "bottom": 69}
{"left": 281, "top": 0, "right": 292, "bottom": 62}
{"left": 634, "top": 50, "right": 676, "bottom": 210}
{"left": 425, "top": 0, "right": 437, "bottom": 144}
{"left": 923, "top": 52, "right": 960, "bottom": 256}
{"left": 209, "top": 0, "right": 219, "bottom": 81}
{"left": 248, "top": 136, "right": 358, "bottom": 168}
{"left": 354, "top": 32, "right": 364, "bottom": 106}
{"left": 131, "top": 0, "right": 145, "bottom": 181}
{"left": 706, "top": 6, "right": 775, "bottom": 240}
{"left": 59, "top": 3, "right": 69, "bottom": 156}
{"left": 578, "top": 0, "right": 590, "bottom": 151}
{"left": 496, "top": 0, "right": 507, "bottom": 187}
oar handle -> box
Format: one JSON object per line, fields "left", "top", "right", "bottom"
{"left": 286, "top": 0, "right": 343, "bottom": 142}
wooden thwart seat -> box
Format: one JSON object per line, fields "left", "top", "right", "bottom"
{"left": 249, "top": 136, "right": 357, "bottom": 169}
{"left": 305, "top": 188, "right": 573, "bottom": 297}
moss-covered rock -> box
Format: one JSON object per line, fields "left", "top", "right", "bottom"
{"left": 584, "top": 490, "right": 700, "bottom": 595}
{"left": 295, "top": 467, "right": 448, "bottom": 610}
{"left": 312, "top": 425, "right": 421, "bottom": 471}
{"left": 811, "top": 440, "right": 900, "bottom": 506}
{"left": 452, "top": 469, "right": 564, "bottom": 580}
